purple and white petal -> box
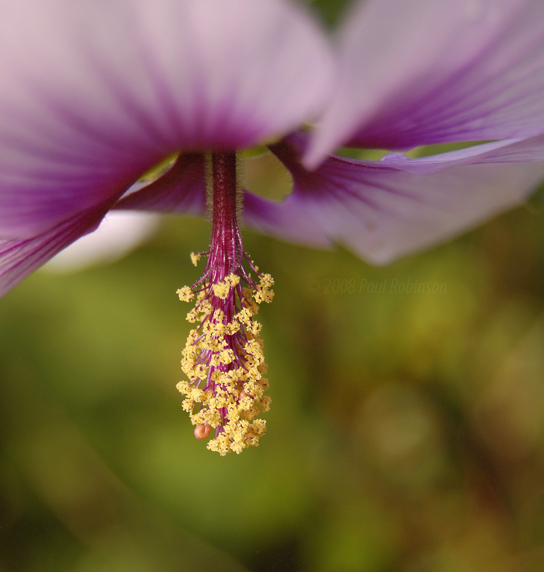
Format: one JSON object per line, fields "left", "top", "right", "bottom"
{"left": 0, "top": 0, "right": 333, "bottom": 238}
{"left": 308, "top": 0, "right": 544, "bottom": 165}
{"left": 245, "top": 136, "right": 544, "bottom": 265}
{"left": 0, "top": 204, "right": 111, "bottom": 298}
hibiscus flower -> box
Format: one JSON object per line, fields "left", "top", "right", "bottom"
{"left": 2, "top": 0, "right": 544, "bottom": 454}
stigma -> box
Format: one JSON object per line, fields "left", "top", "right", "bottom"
{"left": 176, "top": 152, "right": 273, "bottom": 456}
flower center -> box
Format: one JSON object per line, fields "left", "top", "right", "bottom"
{"left": 176, "top": 152, "right": 274, "bottom": 456}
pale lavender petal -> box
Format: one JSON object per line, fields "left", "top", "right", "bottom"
{"left": 245, "top": 136, "right": 544, "bottom": 264}
{"left": 0, "top": 0, "right": 333, "bottom": 238}
{"left": 113, "top": 154, "right": 207, "bottom": 215}
{"left": 308, "top": 0, "right": 544, "bottom": 165}
{"left": 0, "top": 204, "right": 111, "bottom": 298}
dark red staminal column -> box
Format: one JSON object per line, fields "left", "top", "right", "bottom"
{"left": 207, "top": 153, "right": 241, "bottom": 283}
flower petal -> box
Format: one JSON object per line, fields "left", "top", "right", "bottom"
{"left": 245, "top": 135, "right": 544, "bottom": 264}
{"left": 308, "top": 0, "right": 544, "bottom": 165}
{"left": 0, "top": 0, "right": 333, "bottom": 238}
{"left": 113, "top": 154, "right": 207, "bottom": 215}
{"left": 0, "top": 204, "right": 110, "bottom": 298}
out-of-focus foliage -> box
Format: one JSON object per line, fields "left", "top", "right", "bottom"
{"left": 3, "top": 2, "right": 544, "bottom": 571}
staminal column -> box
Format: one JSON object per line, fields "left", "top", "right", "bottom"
{"left": 207, "top": 153, "right": 241, "bottom": 283}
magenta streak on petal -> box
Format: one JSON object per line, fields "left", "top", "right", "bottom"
{"left": 80, "top": 49, "right": 261, "bottom": 153}
{"left": 349, "top": 24, "right": 544, "bottom": 150}
{"left": 113, "top": 154, "right": 207, "bottom": 215}
{"left": 65, "top": 65, "right": 181, "bottom": 153}
{"left": 270, "top": 138, "right": 434, "bottom": 211}
{"left": 0, "top": 202, "right": 113, "bottom": 298}
{"left": 270, "top": 134, "right": 457, "bottom": 212}
{"left": 18, "top": 74, "right": 168, "bottom": 162}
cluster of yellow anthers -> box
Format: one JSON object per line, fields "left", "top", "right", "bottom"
{"left": 176, "top": 260, "right": 274, "bottom": 455}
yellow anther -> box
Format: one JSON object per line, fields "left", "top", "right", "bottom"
{"left": 177, "top": 254, "right": 274, "bottom": 455}
{"left": 176, "top": 286, "right": 194, "bottom": 302}
{"left": 190, "top": 252, "right": 202, "bottom": 267}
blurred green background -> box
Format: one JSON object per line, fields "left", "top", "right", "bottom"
{"left": 3, "top": 2, "right": 544, "bottom": 571}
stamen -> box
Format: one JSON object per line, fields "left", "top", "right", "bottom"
{"left": 176, "top": 152, "right": 274, "bottom": 456}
